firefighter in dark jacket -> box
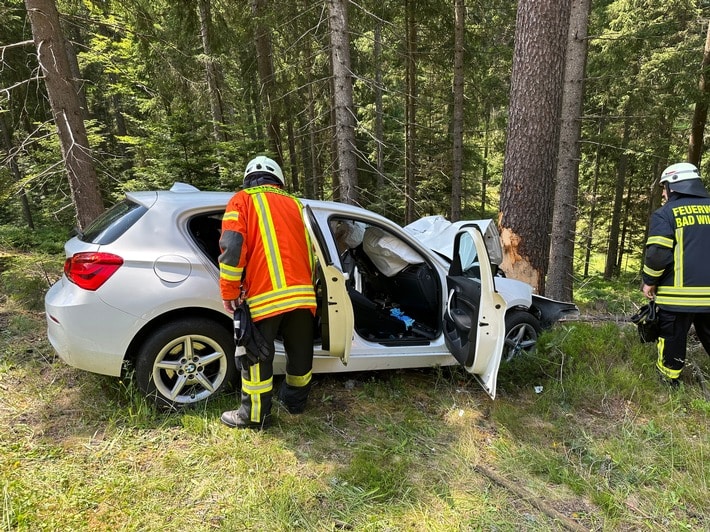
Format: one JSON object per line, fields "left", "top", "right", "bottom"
{"left": 218, "top": 156, "right": 317, "bottom": 429}
{"left": 642, "top": 162, "right": 710, "bottom": 386}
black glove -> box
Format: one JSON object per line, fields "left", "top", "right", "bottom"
{"left": 234, "top": 302, "right": 272, "bottom": 369}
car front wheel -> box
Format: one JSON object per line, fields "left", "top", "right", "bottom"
{"left": 502, "top": 311, "right": 541, "bottom": 363}
{"left": 135, "top": 318, "right": 237, "bottom": 410}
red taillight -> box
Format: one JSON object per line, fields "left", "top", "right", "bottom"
{"left": 64, "top": 252, "right": 124, "bottom": 291}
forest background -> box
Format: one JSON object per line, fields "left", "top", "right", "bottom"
{"left": 2, "top": 2, "right": 710, "bottom": 529}
{"left": 2, "top": 0, "right": 710, "bottom": 300}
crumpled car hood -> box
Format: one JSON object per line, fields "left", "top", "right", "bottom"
{"left": 404, "top": 215, "right": 503, "bottom": 266}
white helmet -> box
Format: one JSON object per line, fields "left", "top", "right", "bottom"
{"left": 659, "top": 162, "right": 708, "bottom": 197}
{"left": 243, "top": 156, "right": 284, "bottom": 186}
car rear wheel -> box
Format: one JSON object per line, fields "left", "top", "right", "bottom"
{"left": 502, "top": 311, "right": 541, "bottom": 363}
{"left": 135, "top": 318, "right": 237, "bottom": 410}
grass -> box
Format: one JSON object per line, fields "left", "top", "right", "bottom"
{"left": 1, "top": 227, "right": 709, "bottom": 531}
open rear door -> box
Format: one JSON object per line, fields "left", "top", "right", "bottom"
{"left": 303, "top": 206, "right": 353, "bottom": 365}
{"left": 443, "top": 226, "right": 506, "bottom": 398}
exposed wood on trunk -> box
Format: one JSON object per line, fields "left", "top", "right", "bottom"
{"left": 499, "top": 225, "right": 540, "bottom": 290}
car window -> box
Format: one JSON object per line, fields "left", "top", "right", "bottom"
{"left": 80, "top": 199, "right": 148, "bottom": 245}
{"left": 188, "top": 212, "right": 224, "bottom": 265}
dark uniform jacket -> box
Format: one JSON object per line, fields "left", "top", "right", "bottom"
{"left": 642, "top": 193, "right": 710, "bottom": 312}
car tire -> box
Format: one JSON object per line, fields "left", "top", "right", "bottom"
{"left": 135, "top": 318, "right": 237, "bottom": 410}
{"left": 502, "top": 311, "right": 541, "bottom": 363}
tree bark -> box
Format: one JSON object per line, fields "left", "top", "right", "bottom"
{"left": 25, "top": 0, "right": 104, "bottom": 230}
{"left": 499, "top": 0, "right": 572, "bottom": 294}
{"left": 284, "top": 92, "right": 300, "bottom": 193}
{"left": 604, "top": 116, "right": 629, "bottom": 280}
{"left": 583, "top": 118, "right": 603, "bottom": 278}
{"left": 616, "top": 175, "right": 634, "bottom": 273}
{"left": 328, "top": 0, "right": 358, "bottom": 205}
{"left": 252, "top": 0, "right": 283, "bottom": 165}
{"left": 546, "top": 0, "right": 591, "bottom": 301}
{"left": 480, "top": 106, "right": 491, "bottom": 218}
{"left": 404, "top": 0, "right": 418, "bottom": 223}
{"left": 199, "top": 0, "right": 227, "bottom": 143}
{"left": 0, "top": 114, "right": 34, "bottom": 229}
{"left": 688, "top": 21, "right": 710, "bottom": 167}
{"left": 374, "top": 18, "right": 385, "bottom": 188}
{"left": 450, "top": 0, "right": 465, "bottom": 222}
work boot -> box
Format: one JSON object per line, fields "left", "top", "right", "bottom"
{"left": 657, "top": 372, "right": 681, "bottom": 390}
{"left": 220, "top": 409, "right": 271, "bottom": 430}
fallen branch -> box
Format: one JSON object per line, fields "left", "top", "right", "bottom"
{"left": 474, "top": 464, "right": 591, "bottom": 532}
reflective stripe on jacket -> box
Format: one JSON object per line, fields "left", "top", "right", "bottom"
{"left": 219, "top": 185, "right": 316, "bottom": 321}
{"left": 642, "top": 195, "right": 710, "bottom": 311}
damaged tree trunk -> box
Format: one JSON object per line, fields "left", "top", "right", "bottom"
{"left": 499, "top": 0, "right": 571, "bottom": 293}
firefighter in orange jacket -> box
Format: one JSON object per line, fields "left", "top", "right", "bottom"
{"left": 219, "top": 156, "right": 317, "bottom": 429}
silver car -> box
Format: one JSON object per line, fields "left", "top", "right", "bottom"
{"left": 45, "top": 183, "right": 577, "bottom": 409}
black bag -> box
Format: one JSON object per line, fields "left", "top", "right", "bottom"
{"left": 234, "top": 301, "right": 271, "bottom": 368}
{"left": 630, "top": 300, "right": 660, "bottom": 343}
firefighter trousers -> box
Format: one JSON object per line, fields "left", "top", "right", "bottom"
{"left": 656, "top": 309, "right": 710, "bottom": 380}
{"left": 239, "top": 308, "right": 314, "bottom": 423}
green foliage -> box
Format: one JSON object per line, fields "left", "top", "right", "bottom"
{"left": 574, "top": 271, "right": 644, "bottom": 314}
{"left": 0, "top": 224, "right": 69, "bottom": 255}
{"left": 0, "top": 225, "right": 66, "bottom": 311}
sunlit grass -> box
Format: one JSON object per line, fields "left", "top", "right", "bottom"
{"left": 2, "top": 240, "right": 709, "bottom": 531}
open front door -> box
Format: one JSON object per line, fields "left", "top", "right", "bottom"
{"left": 303, "top": 206, "right": 353, "bottom": 365}
{"left": 443, "top": 226, "right": 506, "bottom": 398}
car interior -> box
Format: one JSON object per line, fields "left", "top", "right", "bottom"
{"left": 187, "top": 212, "right": 442, "bottom": 347}
{"left": 328, "top": 217, "right": 441, "bottom": 345}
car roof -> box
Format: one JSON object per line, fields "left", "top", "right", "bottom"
{"left": 126, "top": 183, "right": 393, "bottom": 224}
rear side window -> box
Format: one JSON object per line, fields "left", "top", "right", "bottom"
{"left": 188, "top": 212, "right": 224, "bottom": 265}
{"left": 80, "top": 199, "right": 147, "bottom": 245}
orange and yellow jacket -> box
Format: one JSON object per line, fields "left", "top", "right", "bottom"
{"left": 219, "top": 185, "right": 316, "bottom": 321}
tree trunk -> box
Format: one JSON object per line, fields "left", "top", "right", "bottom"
{"left": 499, "top": 0, "right": 572, "bottom": 293}
{"left": 583, "top": 118, "right": 602, "bottom": 278}
{"left": 307, "top": 69, "right": 322, "bottom": 199}
{"left": 604, "top": 116, "right": 629, "bottom": 280}
{"left": 328, "top": 0, "right": 358, "bottom": 205}
{"left": 284, "top": 92, "right": 300, "bottom": 193}
{"left": 25, "top": 0, "right": 104, "bottom": 230}
{"left": 546, "top": 0, "right": 591, "bottom": 301}
{"left": 404, "top": 0, "right": 418, "bottom": 223}
{"left": 0, "top": 114, "right": 34, "bottom": 229}
{"left": 199, "top": 0, "right": 227, "bottom": 143}
{"left": 374, "top": 18, "right": 385, "bottom": 188}
{"left": 688, "top": 21, "right": 710, "bottom": 167}
{"left": 252, "top": 0, "right": 283, "bottom": 165}
{"left": 450, "top": 0, "right": 465, "bottom": 222}
{"left": 480, "top": 106, "right": 491, "bottom": 218}
{"left": 298, "top": 14, "right": 321, "bottom": 199}
{"left": 616, "top": 175, "right": 634, "bottom": 273}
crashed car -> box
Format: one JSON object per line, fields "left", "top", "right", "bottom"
{"left": 45, "top": 183, "right": 578, "bottom": 409}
